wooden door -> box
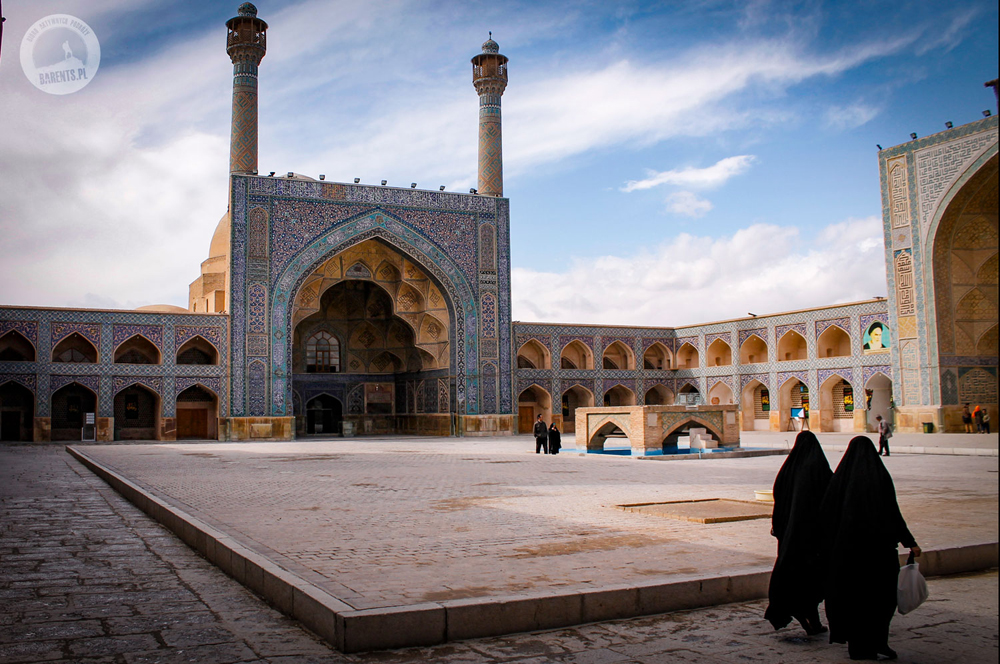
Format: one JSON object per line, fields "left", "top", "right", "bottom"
{"left": 518, "top": 406, "right": 533, "bottom": 434}
{"left": 177, "top": 409, "right": 208, "bottom": 439}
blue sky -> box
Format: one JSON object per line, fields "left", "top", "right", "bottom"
{"left": 0, "top": 0, "right": 997, "bottom": 325}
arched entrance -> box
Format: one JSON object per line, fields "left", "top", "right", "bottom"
{"left": 820, "top": 375, "right": 856, "bottom": 432}
{"left": 708, "top": 381, "right": 733, "bottom": 405}
{"left": 114, "top": 335, "right": 161, "bottom": 365}
{"left": 779, "top": 378, "right": 809, "bottom": 432}
{"left": 777, "top": 330, "right": 807, "bottom": 361}
{"left": 560, "top": 384, "right": 593, "bottom": 433}
{"left": 516, "top": 339, "right": 550, "bottom": 369}
{"left": 740, "top": 334, "right": 767, "bottom": 365}
{"left": 602, "top": 341, "right": 635, "bottom": 370}
{"left": 177, "top": 336, "right": 219, "bottom": 365}
{"left": 517, "top": 385, "right": 551, "bottom": 433}
{"left": 306, "top": 394, "right": 343, "bottom": 435}
{"left": 114, "top": 384, "right": 160, "bottom": 440}
{"left": 741, "top": 379, "right": 771, "bottom": 431}
{"left": 0, "top": 381, "right": 34, "bottom": 441}
{"left": 817, "top": 326, "right": 851, "bottom": 358}
{"left": 52, "top": 333, "right": 97, "bottom": 363}
{"left": 676, "top": 342, "right": 699, "bottom": 369}
{"left": 643, "top": 342, "right": 671, "bottom": 370}
{"left": 661, "top": 418, "right": 723, "bottom": 451}
{"left": 288, "top": 238, "right": 454, "bottom": 435}
{"left": 176, "top": 385, "right": 218, "bottom": 440}
{"left": 51, "top": 383, "right": 97, "bottom": 441}
{"left": 865, "top": 372, "right": 893, "bottom": 432}
{"left": 706, "top": 338, "right": 732, "bottom": 366}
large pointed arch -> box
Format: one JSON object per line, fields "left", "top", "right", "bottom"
{"left": 268, "top": 211, "right": 479, "bottom": 417}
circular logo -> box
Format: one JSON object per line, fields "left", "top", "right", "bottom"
{"left": 20, "top": 14, "right": 101, "bottom": 95}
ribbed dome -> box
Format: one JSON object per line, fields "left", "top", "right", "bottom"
{"left": 482, "top": 37, "right": 499, "bottom": 54}
{"left": 237, "top": 2, "right": 258, "bottom": 17}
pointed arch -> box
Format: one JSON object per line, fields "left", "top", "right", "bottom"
{"left": 642, "top": 342, "right": 671, "bottom": 370}
{"left": 516, "top": 339, "right": 551, "bottom": 370}
{"left": 676, "top": 342, "right": 699, "bottom": 369}
{"left": 560, "top": 383, "right": 594, "bottom": 433}
{"left": 0, "top": 330, "right": 35, "bottom": 362}
{"left": 739, "top": 334, "right": 767, "bottom": 365}
{"left": 660, "top": 417, "right": 724, "bottom": 450}
{"left": 0, "top": 380, "right": 34, "bottom": 441}
{"left": 706, "top": 338, "right": 732, "bottom": 367}
{"left": 51, "top": 381, "right": 97, "bottom": 441}
{"left": 820, "top": 373, "right": 856, "bottom": 432}
{"left": 603, "top": 384, "right": 636, "bottom": 406}
{"left": 305, "top": 393, "right": 343, "bottom": 435}
{"left": 817, "top": 325, "right": 851, "bottom": 358}
{"left": 52, "top": 333, "right": 98, "bottom": 363}
{"left": 602, "top": 341, "right": 635, "bottom": 370}
{"left": 306, "top": 330, "right": 341, "bottom": 373}
{"left": 777, "top": 329, "right": 807, "bottom": 361}
{"left": 176, "top": 335, "right": 219, "bottom": 365}
{"left": 176, "top": 384, "right": 218, "bottom": 440}
{"left": 560, "top": 339, "right": 594, "bottom": 370}
{"left": 708, "top": 380, "right": 734, "bottom": 405}
{"left": 778, "top": 376, "right": 809, "bottom": 433}
{"left": 644, "top": 383, "right": 673, "bottom": 406}
{"left": 517, "top": 384, "right": 552, "bottom": 433}
{"left": 740, "top": 378, "right": 770, "bottom": 431}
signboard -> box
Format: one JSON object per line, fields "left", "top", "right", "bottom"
{"left": 760, "top": 388, "right": 770, "bottom": 412}
{"left": 843, "top": 385, "right": 854, "bottom": 412}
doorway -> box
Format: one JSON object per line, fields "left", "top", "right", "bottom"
{"left": 306, "top": 394, "right": 343, "bottom": 435}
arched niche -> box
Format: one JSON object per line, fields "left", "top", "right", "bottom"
{"left": 817, "top": 326, "right": 851, "bottom": 358}
{"left": 603, "top": 384, "right": 636, "bottom": 406}
{"left": 588, "top": 419, "right": 630, "bottom": 451}
{"left": 560, "top": 384, "right": 593, "bottom": 433}
{"left": 661, "top": 418, "right": 723, "bottom": 451}
{"left": 777, "top": 330, "right": 807, "bottom": 361}
{"left": 177, "top": 336, "right": 219, "bottom": 365}
{"left": 516, "top": 339, "right": 551, "bottom": 370}
{"left": 52, "top": 333, "right": 97, "bottom": 363}
{"left": 676, "top": 342, "right": 699, "bottom": 369}
{"left": 51, "top": 382, "right": 97, "bottom": 441}
{"left": 560, "top": 340, "right": 593, "bottom": 370}
{"left": 114, "top": 384, "right": 160, "bottom": 440}
{"left": 706, "top": 338, "right": 732, "bottom": 367}
{"left": 517, "top": 385, "right": 551, "bottom": 433}
{"left": 820, "top": 375, "right": 855, "bottom": 432}
{"left": 644, "top": 383, "right": 673, "bottom": 406}
{"left": 0, "top": 381, "right": 35, "bottom": 441}
{"left": 114, "top": 335, "right": 160, "bottom": 365}
{"left": 305, "top": 330, "right": 341, "bottom": 373}
{"left": 708, "top": 381, "right": 734, "bottom": 405}
{"left": 305, "top": 394, "right": 343, "bottom": 435}
{"left": 740, "top": 334, "right": 767, "bottom": 365}
{"left": 643, "top": 342, "right": 671, "bottom": 370}
{"left": 740, "top": 379, "right": 770, "bottom": 431}
{"left": 176, "top": 385, "right": 218, "bottom": 440}
{"left": 602, "top": 341, "right": 635, "bottom": 370}
{"left": 0, "top": 331, "right": 35, "bottom": 362}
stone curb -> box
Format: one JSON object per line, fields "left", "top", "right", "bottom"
{"left": 67, "top": 446, "right": 1000, "bottom": 654}
{"left": 748, "top": 441, "right": 998, "bottom": 457}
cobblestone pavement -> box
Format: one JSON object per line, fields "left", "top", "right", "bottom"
{"left": 1, "top": 446, "right": 996, "bottom": 663}
{"left": 74, "top": 438, "right": 998, "bottom": 612}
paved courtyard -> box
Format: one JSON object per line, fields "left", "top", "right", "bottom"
{"left": 1, "top": 443, "right": 996, "bottom": 663}
{"left": 71, "top": 436, "right": 997, "bottom": 612}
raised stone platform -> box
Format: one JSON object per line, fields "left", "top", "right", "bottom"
{"left": 576, "top": 405, "right": 740, "bottom": 456}
{"left": 68, "top": 437, "right": 998, "bottom": 652}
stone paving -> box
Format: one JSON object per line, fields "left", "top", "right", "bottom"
{"left": 72, "top": 437, "right": 997, "bottom": 612}
{"left": 1, "top": 445, "right": 997, "bottom": 663}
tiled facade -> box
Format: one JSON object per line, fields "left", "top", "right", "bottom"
{"left": 0, "top": 306, "right": 228, "bottom": 441}
{"left": 878, "top": 115, "right": 998, "bottom": 432}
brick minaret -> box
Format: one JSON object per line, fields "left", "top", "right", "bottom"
{"left": 226, "top": 3, "right": 268, "bottom": 174}
{"left": 472, "top": 35, "right": 508, "bottom": 197}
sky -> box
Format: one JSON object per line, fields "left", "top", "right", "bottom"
{"left": 0, "top": 0, "right": 997, "bottom": 326}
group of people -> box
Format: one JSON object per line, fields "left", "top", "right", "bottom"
{"left": 962, "top": 403, "right": 991, "bottom": 433}
{"left": 532, "top": 415, "right": 562, "bottom": 454}
{"left": 766, "top": 431, "right": 920, "bottom": 661}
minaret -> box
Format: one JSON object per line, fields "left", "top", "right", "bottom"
{"left": 472, "top": 34, "right": 508, "bottom": 196}
{"left": 226, "top": 3, "right": 268, "bottom": 174}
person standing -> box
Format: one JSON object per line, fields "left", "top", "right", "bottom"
{"left": 765, "top": 431, "right": 833, "bottom": 636}
{"left": 820, "top": 437, "right": 921, "bottom": 661}
{"left": 973, "top": 405, "right": 984, "bottom": 433}
{"left": 875, "top": 415, "right": 892, "bottom": 457}
{"left": 533, "top": 415, "right": 548, "bottom": 454}
{"left": 548, "top": 423, "right": 561, "bottom": 455}
{"left": 983, "top": 409, "right": 991, "bottom": 434}
{"left": 962, "top": 404, "right": 973, "bottom": 433}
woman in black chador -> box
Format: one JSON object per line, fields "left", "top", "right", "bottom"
{"left": 764, "top": 430, "right": 832, "bottom": 635}
{"left": 547, "top": 423, "right": 561, "bottom": 454}
{"left": 820, "top": 437, "right": 920, "bottom": 661}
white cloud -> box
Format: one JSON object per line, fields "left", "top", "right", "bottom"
{"left": 622, "top": 155, "right": 757, "bottom": 192}
{"left": 824, "top": 103, "right": 881, "bottom": 130}
{"left": 511, "top": 216, "right": 887, "bottom": 326}
{"left": 666, "top": 191, "right": 714, "bottom": 217}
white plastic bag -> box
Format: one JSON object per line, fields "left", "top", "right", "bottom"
{"left": 897, "top": 553, "right": 928, "bottom": 615}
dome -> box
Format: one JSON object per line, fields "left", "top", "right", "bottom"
{"left": 208, "top": 211, "right": 231, "bottom": 260}
{"left": 135, "top": 304, "right": 190, "bottom": 314}
{"left": 238, "top": 2, "right": 258, "bottom": 17}
{"left": 482, "top": 36, "right": 499, "bottom": 54}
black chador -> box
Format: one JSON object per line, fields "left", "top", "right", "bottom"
{"left": 764, "top": 431, "right": 832, "bottom": 635}
{"left": 820, "top": 436, "right": 918, "bottom": 661}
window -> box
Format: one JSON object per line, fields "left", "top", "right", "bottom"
{"left": 306, "top": 331, "right": 340, "bottom": 373}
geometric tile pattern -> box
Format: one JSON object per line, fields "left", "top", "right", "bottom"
{"left": 112, "top": 324, "right": 163, "bottom": 353}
